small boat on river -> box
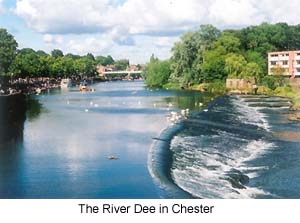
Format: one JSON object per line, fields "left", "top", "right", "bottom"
{"left": 80, "top": 81, "right": 95, "bottom": 92}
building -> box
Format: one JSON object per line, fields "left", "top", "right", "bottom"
{"left": 268, "top": 51, "right": 300, "bottom": 78}
{"left": 97, "top": 65, "right": 117, "bottom": 77}
{"left": 226, "top": 78, "right": 256, "bottom": 90}
{"left": 126, "top": 65, "right": 139, "bottom": 72}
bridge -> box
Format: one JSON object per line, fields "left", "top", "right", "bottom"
{"left": 100, "top": 70, "right": 142, "bottom": 80}
{"left": 102, "top": 70, "right": 142, "bottom": 75}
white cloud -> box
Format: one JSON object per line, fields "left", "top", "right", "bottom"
{"left": 13, "top": 0, "right": 300, "bottom": 63}
{"left": 67, "top": 36, "right": 113, "bottom": 55}
{"left": 15, "top": 0, "right": 300, "bottom": 37}
{"left": 154, "top": 37, "right": 178, "bottom": 48}
{"left": 208, "top": 0, "right": 264, "bottom": 27}
{"left": 43, "top": 34, "right": 64, "bottom": 45}
{"left": 15, "top": 0, "right": 114, "bottom": 34}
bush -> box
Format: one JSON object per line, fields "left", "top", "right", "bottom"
{"left": 257, "top": 86, "right": 272, "bottom": 94}
{"left": 144, "top": 58, "right": 171, "bottom": 88}
{"left": 261, "top": 76, "right": 276, "bottom": 90}
{"left": 273, "top": 86, "right": 293, "bottom": 97}
{"left": 206, "top": 82, "right": 227, "bottom": 94}
{"left": 162, "top": 82, "right": 181, "bottom": 90}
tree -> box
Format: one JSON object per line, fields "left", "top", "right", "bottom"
{"left": 241, "top": 62, "right": 263, "bottom": 82}
{"left": 144, "top": 56, "right": 171, "bottom": 88}
{"left": 201, "top": 47, "right": 227, "bottom": 82}
{"left": 36, "top": 50, "right": 49, "bottom": 57}
{"left": 96, "top": 55, "right": 114, "bottom": 66}
{"left": 114, "top": 59, "right": 129, "bottom": 70}
{"left": 51, "top": 49, "right": 64, "bottom": 58}
{"left": 245, "top": 51, "right": 267, "bottom": 74}
{"left": 86, "top": 53, "right": 95, "bottom": 61}
{"left": 201, "top": 33, "right": 242, "bottom": 82}
{"left": 271, "top": 65, "right": 286, "bottom": 76}
{"left": 10, "top": 49, "right": 40, "bottom": 78}
{"left": 212, "top": 33, "right": 241, "bottom": 53}
{"left": 225, "top": 53, "right": 247, "bottom": 78}
{"left": 0, "top": 29, "right": 18, "bottom": 76}
{"left": 65, "top": 53, "right": 81, "bottom": 60}
{"left": 74, "top": 57, "right": 97, "bottom": 78}
{"left": 170, "top": 25, "right": 220, "bottom": 86}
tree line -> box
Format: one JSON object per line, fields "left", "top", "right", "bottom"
{"left": 0, "top": 28, "right": 130, "bottom": 81}
{"left": 144, "top": 23, "right": 300, "bottom": 90}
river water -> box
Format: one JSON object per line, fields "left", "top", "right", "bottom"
{"left": 1, "top": 81, "right": 299, "bottom": 199}
{"left": 0, "top": 80, "right": 211, "bottom": 198}
{"left": 170, "top": 95, "right": 300, "bottom": 198}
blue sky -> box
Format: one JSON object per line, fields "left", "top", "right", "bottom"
{"left": 0, "top": 0, "right": 299, "bottom": 64}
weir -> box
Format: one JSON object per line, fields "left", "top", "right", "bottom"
{"left": 148, "top": 123, "right": 194, "bottom": 198}
{"left": 183, "top": 119, "right": 273, "bottom": 139}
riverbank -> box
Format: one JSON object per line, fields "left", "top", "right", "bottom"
{"left": 161, "top": 81, "right": 300, "bottom": 112}
{"left": 0, "top": 76, "right": 107, "bottom": 96}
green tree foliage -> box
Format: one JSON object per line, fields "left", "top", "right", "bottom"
{"left": 51, "top": 49, "right": 64, "bottom": 58}
{"left": 147, "top": 22, "right": 300, "bottom": 89}
{"left": 245, "top": 51, "right": 267, "bottom": 74}
{"left": 201, "top": 33, "right": 241, "bottom": 82}
{"left": 114, "top": 59, "right": 129, "bottom": 70}
{"left": 241, "top": 62, "right": 263, "bottom": 81}
{"left": 0, "top": 29, "right": 18, "bottom": 76}
{"left": 211, "top": 33, "right": 241, "bottom": 53}
{"left": 65, "top": 53, "right": 81, "bottom": 60}
{"left": 86, "top": 53, "right": 95, "bottom": 61}
{"left": 96, "top": 55, "right": 114, "bottom": 66}
{"left": 0, "top": 28, "right": 130, "bottom": 79}
{"left": 144, "top": 56, "right": 171, "bottom": 88}
{"left": 170, "top": 25, "right": 220, "bottom": 86}
{"left": 225, "top": 53, "right": 247, "bottom": 78}
{"left": 75, "top": 57, "right": 97, "bottom": 77}
{"left": 10, "top": 49, "right": 41, "bottom": 78}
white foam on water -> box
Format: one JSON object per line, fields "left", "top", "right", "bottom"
{"left": 231, "top": 96, "right": 270, "bottom": 131}
{"left": 170, "top": 129, "right": 275, "bottom": 198}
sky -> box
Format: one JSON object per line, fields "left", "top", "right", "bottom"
{"left": 0, "top": 0, "right": 300, "bottom": 64}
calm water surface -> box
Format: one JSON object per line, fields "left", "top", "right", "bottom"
{"left": 0, "top": 81, "right": 211, "bottom": 198}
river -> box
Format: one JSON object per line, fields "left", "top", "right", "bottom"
{"left": 0, "top": 80, "right": 212, "bottom": 198}
{"left": 1, "top": 81, "right": 300, "bottom": 199}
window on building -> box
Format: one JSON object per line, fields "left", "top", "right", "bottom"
{"left": 271, "top": 61, "right": 277, "bottom": 66}
{"left": 271, "top": 54, "right": 278, "bottom": 57}
{"left": 297, "top": 53, "right": 300, "bottom": 56}
{"left": 297, "top": 60, "right": 300, "bottom": 65}
{"left": 297, "top": 68, "right": 300, "bottom": 72}
{"left": 286, "top": 53, "right": 289, "bottom": 56}
{"left": 282, "top": 61, "right": 288, "bottom": 65}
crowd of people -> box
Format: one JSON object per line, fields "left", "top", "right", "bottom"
{"left": 0, "top": 78, "right": 61, "bottom": 96}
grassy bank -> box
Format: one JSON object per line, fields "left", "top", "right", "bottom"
{"left": 257, "top": 85, "right": 300, "bottom": 110}
{"left": 161, "top": 80, "right": 300, "bottom": 111}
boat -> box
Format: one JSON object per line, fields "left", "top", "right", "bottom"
{"left": 80, "top": 81, "right": 95, "bottom": 92}
{"left": 79, "top": 81, "right": 88, "bottom": 91}
{"left": 107, "top": 156, "right": 118, "bottom": 160}
{"left": 60, "top": 78, "right": 72, "bottom": 88}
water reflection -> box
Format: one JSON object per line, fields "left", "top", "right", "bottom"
{"left": 0, "top": 93, "right": 26, "bottom": 146}
{"left": 0, "top": 81, "right": 211, "bottom": 198}
{"left": 162, "top": 90, "right": 214, "bottom": 111}
{"left": 26, "top": 96, "right": 44, "bottom": 121}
